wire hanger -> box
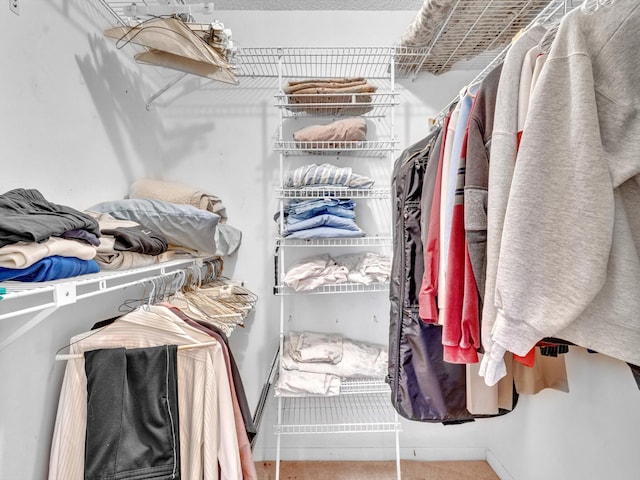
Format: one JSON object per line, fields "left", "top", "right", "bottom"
{"left": 581, "top": 0, "right": 615, "bottom": 13}
{"left": 55, "top": 268, "right": 209, "bottom": 361}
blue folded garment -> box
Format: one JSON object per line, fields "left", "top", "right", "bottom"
{"left": 0, "top": 255, "right": 100, "bottom": 282}
{"left": 284, "top": 214, "right": 362, "bottom": 234}
{"left": 287, "top": 205, "right": 356, "bottom": 221}
{"left": 284, "top": 226, "right": 365, "bottom": 239}
{"left": 286, "top": 198, "right": 356, "bottom": 218}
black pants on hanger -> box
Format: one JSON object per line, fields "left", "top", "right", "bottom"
{"left": 84, "top": 344, "right": 181, "bottom": 480}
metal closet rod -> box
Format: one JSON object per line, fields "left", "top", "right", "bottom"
{"left": 56, "top": 341, "right": 220, "bottom": 361}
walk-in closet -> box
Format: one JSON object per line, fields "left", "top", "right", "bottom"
{"left": 2, "top": 1, "right": 640, "bottom": 479}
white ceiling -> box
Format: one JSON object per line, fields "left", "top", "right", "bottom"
{"left": 215, "top": 1, "right": 425, "bottom": 10}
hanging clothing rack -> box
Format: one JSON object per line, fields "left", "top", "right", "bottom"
{"left": 56, "top": 340, "right": 220, "bottom": 360}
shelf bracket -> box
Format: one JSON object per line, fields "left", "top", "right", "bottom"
{"left": 0, "top": 283, "right": 76, "bottom": 351}
{"left": 54, "top": 283, "right": 77, "bottom": 306}
{"left": 0, "top": 305, "right": 59, "bottom": 352}
{"left": 146, "top": 73, "right": 188, "bottom": 110}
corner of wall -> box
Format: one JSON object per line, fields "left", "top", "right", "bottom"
{"left": 486, "top": 448, "right": 516, "bottom": 480}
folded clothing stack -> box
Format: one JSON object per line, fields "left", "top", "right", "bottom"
{"left": 85, "top": 211, "right": 174, "bottom": 271}
{"left": 275, "top": 331, "right": 389, "bottom": 397}
{"left": 90, "top": 178, "right": 242, "bottom": 260}
{"left": 129, "top": 178, "right": 242, "bottom": 257}
{"left": 283, "top": 252, "right": 391, "bottom": 292}
{"left": 277, "top": 197, "right": 364, "bottom": 240}
{"left": 283, "top": 77, "right": 377, "bottom": 115}
{"left": 0, "top": 188, "right": 100, "bottom": 282}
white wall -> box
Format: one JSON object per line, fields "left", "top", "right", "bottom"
{"left": 1, "top": 1, "right": 639, "bottom": 479}
{"left": 485, "top": 349, "right": 640, "bottom": 480}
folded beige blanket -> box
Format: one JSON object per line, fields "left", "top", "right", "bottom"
{"left": 129, "top": 178, "right": 228, "bottom": 222}
{"left": 293, "top": 117, "right": 367, "bottom": 145}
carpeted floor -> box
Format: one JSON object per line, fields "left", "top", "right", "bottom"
{"left": 254, "top": 460, "right": 500, "bottom": 480}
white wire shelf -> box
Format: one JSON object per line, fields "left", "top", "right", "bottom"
{"left": 395, "top": 0, "right": 566, "bottom": 77}
{"left": 99, "top": 2, "right": 567, "bottom": 82}
{"left": 339, "top": 378, "right": 393, "bottom": 395}
{"left": 275, "top": 187, "right": 391, "bottom": 200}
{"left": 275, "top": 236, "right": 393, "bottom": 248}
{"left": 275, "top": 92, "right": 399, "bottom": 118}
{"left": 0, "top": 257, "right": 211, "bottom": 321}
{"left": 99, "top": 1, "right": 215, "bottom": 23}
{"left": 237, "top": 46, "right": 399, "bottom": 79}
{"left": 275, "top": 140, "right": 398, "bottom": 157}
{"left": 274, "top": 282, "right": 389, "bottom": 296}
{"left": 275, "top": 385, "right": 399, "bottom": 435}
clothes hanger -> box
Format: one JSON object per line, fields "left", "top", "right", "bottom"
{"left": 184, "top": 264, "right": 202, "bottom": 291}
{"left": 538, "top": 21, "right": 560, "bottom": 53}
{"left": 205, "top": 276, "right": 258, "bottom": 300}
{"left": 167, "top": 292, "right": 243, "bottom": 335}
{"left": 104, "top": 15, "right": 239, "bottom": 85}
{"left": 581, "top": 0, "right": 615, "bottom": 14}
{"left": 166, "top": 287, "right": 245, "bottom": 331}
{"left": 203, "top": 258, "right": 224, "bottom": 283}
{"left": 55, "top": 268, "right": 205, "bottom": 361}
{"left": 199, "top": 278, "right": 259, "bottom": 314}
{"left": 181, "top": 290, "right": 245, "bottom": 320}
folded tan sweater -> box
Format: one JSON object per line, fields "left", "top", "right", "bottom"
{"left": 284, "top": 78, "right": 377, "bottom": 116}
{"left": 293, "top": 117, "right": 367, "bottom": 145}
{"left": 284, "top": 78, "right": 369, "bottom": 94}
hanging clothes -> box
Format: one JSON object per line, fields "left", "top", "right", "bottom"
{"left": 441, "top": 86, "right": 481, "bottom": 365}
{"left": 478, "top": 24, "right": 547, "bottom": 386}
{"left": 418, "top": 115, "right": 451, "bottom": 324}
{"left": 482, "top": 0, "right": 640, "bottom": 383}
{"left": 83, "top": 345, "right": 181, "bottom": 480}
{"left": 464, "top": 64, "right": 502, "bottom": 304}
{"left": 464, "top": 33, "right": 569, "bottom": 396}
{"left": 48, "top": 305, "right": 244, "bottom": 480}
{"left": 388, "top": 128, "right": 474, "bottom": 423}
{"left": 165, "top": 306, "right": 257, "bottom": 480}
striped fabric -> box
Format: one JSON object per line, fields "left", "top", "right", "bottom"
{"left": 284, "top": 163, "right": 375, "bottom": 189}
